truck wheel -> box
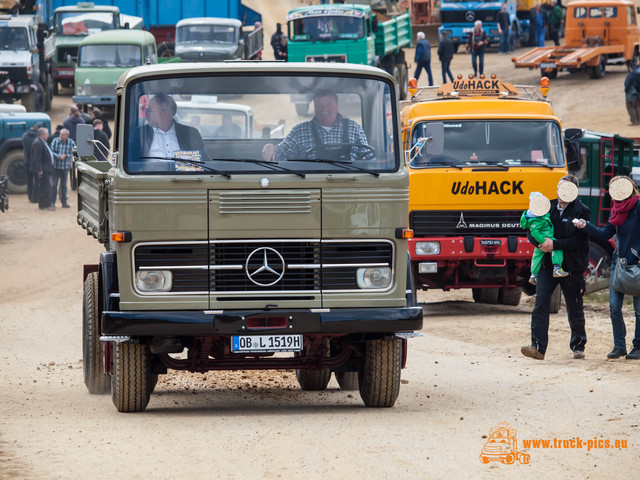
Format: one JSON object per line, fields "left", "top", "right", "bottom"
{"left": 0, "top": 149, "right": 28, "bottom": 194}
{"left": 504, "top": 453, "right": 515, "bottom": 464}
{"left": 111, "top": 341, "right": 153, "bottom": 412}
{"left": 499, "top": 287, "right": 522, "bottom": 306}
{"left": 295, "top": 102, "right": 309, "bottom": 116}
{"left": 472, "top": 287, "right": 499, "bottom": 304}
{"left": 358, "top": 338, "right": 402, "bottom": 408}
{"left": 83, "top": 272, "right": 110, "bottom": 394}
{"left": 541, "top": 67, "right": 557, "bottom": 79}
{"left": 549, "top": 285, "right": 562, "bottom": 314}
{"left": 335, "top": 371, "right": 359, "bottom": 390}
{"left": 628, "top": 50, "right": 639, "bottom": 71}
{"left": 397, "top": 63, "right": 409, "bottom": 100}
{"left": 589, "top": 57, "right": 606, "bottom": 79}
{"left": 295, "top": 368, "right": 331, "bottom": 391}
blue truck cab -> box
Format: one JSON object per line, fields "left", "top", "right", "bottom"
{"left": 438, "top": 0, "right": 518, "bottom": 52}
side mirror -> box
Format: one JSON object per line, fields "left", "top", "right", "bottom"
{"left": 124, "top": 22, "right": 130, "bottom": 29}
{"left": 564, "top": 128, "right": 583, "bottom": 141}
{"left": 424, "top": 122, "right": 445, "bottom": 155}
{"left": 76, "top": 124, "right": 95, "bottom": 157}
{"left": 372, "top": 16, "right": 378, "bottom": 33}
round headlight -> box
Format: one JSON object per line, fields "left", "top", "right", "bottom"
{"left": 356, "top": 267, "right": 391, "bottom": 289}
{"left": 135, "top": 270, "right": 172, "bottom": 292}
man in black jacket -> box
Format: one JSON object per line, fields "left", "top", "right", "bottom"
{"left": 22, "top": 123, "right": 40, "bottom": 203}
{"left": 521, "top": 175, "right": 591, "bottom": 360}
{"left": 31, "top": 127, "right": 56, "bottom": 211}
{"left": 437, "top": 32, "right": 454, "bottom": 84}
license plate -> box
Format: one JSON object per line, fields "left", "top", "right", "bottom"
{"left": 480, "top": 239, "right": 501, "bottom": 246}
{"left": 231, "top": 334, "right": 303, "bottom": 353}
{"left": 540, "top": 62, "right": 556, "bottom": 69}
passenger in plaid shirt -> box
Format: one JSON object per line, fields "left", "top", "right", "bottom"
{"left": 262, "top": 92, "right": 372, "bottom": 163}
{"left": 50, "top": 128, "right": 76, "bottom": 208}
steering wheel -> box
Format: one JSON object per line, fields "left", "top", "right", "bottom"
{"left": 304, "top": 143, "right": 376, "bottom": 160}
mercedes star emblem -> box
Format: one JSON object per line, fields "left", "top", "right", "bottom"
{"left": 245, "top": 247, "right": 285, "bottom": 286}
{"left": 465, "top": 11, "right": 475, "bottom": 22}
{"left": 260, "top": 177, "right": 270, "bottom": 188}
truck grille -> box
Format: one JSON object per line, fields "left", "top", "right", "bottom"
{"left": 85, "top": 85, "right": 116, "bottom": 96}
{"left": 440, "top": 10, "right": 499, "bottom": 24}
{"left": 133, "top": 240, "right": 394, "bottom": 294}
{"left": 57, "top": 46, "right": 78, "bottom": 63}
{"left": 410, "top": 210, "right": 524, "bottom": 236}
{"left": 0, "top": 67, "right": 28, "bottom": 84}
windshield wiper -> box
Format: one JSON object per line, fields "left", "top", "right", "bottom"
{"left": 220, "top": 158, "right": 306, "bottom": 178}
{"left": 469, "top": 164, "right": 509, "bottom": 170}
{"left": 292, "top": 158, "right": 379, "bottom": 177}
{"left": 140, "top": 156, "right": 231, "bottom": 178}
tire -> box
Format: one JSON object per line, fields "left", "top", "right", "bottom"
{"left": 0, "top": 150, "right": 28, "bottom": 194}
{"left": 472, "top": 287, "right": 500, "bottom": 304}
{"left": 589, "top": 56, "right": 606, "bottom": 79}
{"left": 504, "top": 453, "right": 515, "bottom": 465}
{"left": 295, "top": 102, "right": 309, "bottom": 116}
{"left": 392, "top": 64, "right": 403, "bottom": 99}
{"left": 584, "top": 242, "right": 611, "bottom": 294}
{"left": 499, "top": 287, "right": 522, "bottom": 306}
{"left": 83, "top": 272, "right": 110, "bottom": 394}
{"left": 295, "top": 368, "right": 331, "bottom": 391}
{"left": 335, "top": 371, "right": 359, "bottom": 390}
{"left": 479, "top": 455, "right": 489, "bottom": 464}
{"left": 398, "top": 63, "right": 409, "bottom": 100}
{"left": 21, "top": 91, "right": 36, "bottom": 112}
{"left": 549, "top": 285, "right": 562, "bottom": 314}
{"left": 111, "top": 341, "right": 153, "bottom": 412}
{"left": 358, "top": 338, "right": 402, "bottom": 408}
{"left": 628, "top": 49, "right": 639, "bottom": 71}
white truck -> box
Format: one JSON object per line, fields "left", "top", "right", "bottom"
{"left": 0, "top": 13, "right": 54, "bottom": 111}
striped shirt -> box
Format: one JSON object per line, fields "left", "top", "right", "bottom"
{"left": 275, "top": 114, "right": 371, "bottom": 162}
{"left": 50, "top": 137, "right": 76, "bottom": 170}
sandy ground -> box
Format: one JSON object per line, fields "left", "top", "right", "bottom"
{"left": 2, "top": 1, "right": 640, "bottom": 478}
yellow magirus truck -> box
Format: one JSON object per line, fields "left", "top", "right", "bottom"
{"left": 401, "top": 75, "right": 567, "bottom": 306}
{"left": 74, "top": 62, "right": 422, "bottom": 412}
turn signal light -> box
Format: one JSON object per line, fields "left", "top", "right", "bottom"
{"left": 395, "top": 228, "right": 414, "bottom": 239}
{"left": 112, "top": 231, "right": 132, "bottom": 242}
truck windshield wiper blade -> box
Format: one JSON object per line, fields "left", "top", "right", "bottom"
{"left": 470, "top": 164, "right": 509, "bottom": 170}
{"left": 292, "top": 158, "right": 379, "bottom": 177}
{"left": 220, "top": 158, "right": 306, "bottom": 178}
{"left": 140, "top": 156, "right": 232, "bottom": 178}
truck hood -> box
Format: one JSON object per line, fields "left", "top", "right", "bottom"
{"left": 0, "top": 50, "right": 31, "bottom": 68}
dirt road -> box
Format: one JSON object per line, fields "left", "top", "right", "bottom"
{"left": 2, "top": 2, "right": 640, "bottom": 478}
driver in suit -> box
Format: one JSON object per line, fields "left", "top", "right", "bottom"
{"left": 261, "top": 91, "right": 371, "bottom": 162}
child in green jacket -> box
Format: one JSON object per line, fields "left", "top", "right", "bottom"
{"left": 520, "top": 192, "right": 569, "bottom": 284}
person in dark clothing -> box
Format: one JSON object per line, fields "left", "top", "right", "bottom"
{"left": 274, "top": 35, "right": 288, "bottom": 61}
{"left": 437, "top": 32, "right": 454, "bottom": 84}
{"left": 549, "top": 0, "right": 563, "bottom": 46}
{"left": 22, "top": 123, "right": 40, "bottom": 203}
{"left": 62, "top": 105, "right": 85, "bottom": 143}
{"left": 466, "top": 20, "right": 488, "bottom": 76}
{"left": 521, "top": 175, "right": 591, "bottom": 360}
{"left": 624, "top": 65, "right": 640, "bottom": 125}
{"left": 48, "top": 124, "right": 63, "bottom": 146}
{"left": 530, "top": 2, "right": 549, "bottom": 47}
{"left": 497, "top": 3, "right": 511, "bottom": 54}
{"left": 271, "top": 23, "right": 284, "bottom": 58}
{"left": 92, "top": 118, "right": 110, "bottom": 161}
{"left": 92, "top": 107, "right": 112, "bottom": 140}
{"left": 31, "top": 127, "right": 57, "bottom": 211}
{"left": 76, "top": 102, "right": 93, "bottom": 125}
{"left": 575, "top": 176, "right": 640, "bottom": 359}
{"left": 413, "top": 31, "right": 433, "bottom": 86}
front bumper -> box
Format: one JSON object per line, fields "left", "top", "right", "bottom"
{"left": 102, "top": 307, "right": 424, "bottom": 336}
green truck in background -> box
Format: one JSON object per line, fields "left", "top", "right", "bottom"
{"left": 74, "top": 62, "right": 423, "bottom": 413}
{"left": 51, "top": 2, "right": 143, "bottom": 94}
{"left": 286, "top": 4, "right": 412, "bottom": 100}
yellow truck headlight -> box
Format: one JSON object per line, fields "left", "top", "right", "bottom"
{"left": 415, "top": 241, "right": 440, "bottom": 255}
{"left": 356, "top": 267, "right": 391, "bottom": 289}
{"left": 135, "top": 270, "right": 172, "bottom": 292}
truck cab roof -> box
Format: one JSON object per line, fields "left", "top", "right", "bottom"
{"left": 176, "top": 17, "right": 242, "bottom": 28}
{"left": 0, "top": 14, "right": 37, "bottom": 27}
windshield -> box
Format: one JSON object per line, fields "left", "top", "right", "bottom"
{"left": 289, "top": 14, "right": 366, "bottom": 41}
{"left": 176, "top": 25, "right": 238, "bottom": 44}
{"left": 124, "top": 73, "right": 398, "bottom": 175}
{"left": 79, "top": 44, "right": 142, "bottom": 67}
{"left": 0, "top": 27, "right": 29, "bottom": 50}
{"left": 410, "top": 121, "right": 565, "bottom": 168}
{"left": 55, "top": 12, "right": 117, "bottom": 35}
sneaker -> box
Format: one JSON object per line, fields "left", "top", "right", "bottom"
{"left": 553, "top": 266, "right": 569, "bottom": 277}
{"left": 62, "top": 203, "right": 70, "bottom": 208}
{"left": 573, "top": 350, "right": 585, "bottom": 359}
{"left": 521, "top": 345, "right": 544, "bottom": 360}
{"left": 607, "top": 347, "right": 627, "bottom": 359}
{"left": 529, "top": 274, "right": 537, "bottom": 285}
{"left": 626, "top": 347, "right": 640, "bottom": 360}
{"left": 43, "top": 205, "right": 55, "bottom": 211}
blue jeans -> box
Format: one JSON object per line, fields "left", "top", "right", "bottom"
{"left": 609, "top": 263, "right": 640, "bottom": 349}
{"left": 530, "top": 266, "right": 587, "bottom": 354}
{"left": 51, "top": 168, "right": 69, "bottom": 205}
{"left": 499, "top": 28, "right": 510, "bottom": 53}
{"left": 414, "top": 61, "right": 433, "bottom": 86}
{"left": 471, "top": 47, "right": 485, "bottom": 76}
{"left": 441, "top": 60, "right": 453, "bottom": 83}
{"left": 536, "top": 28, "right": 546, "bottom": 47}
